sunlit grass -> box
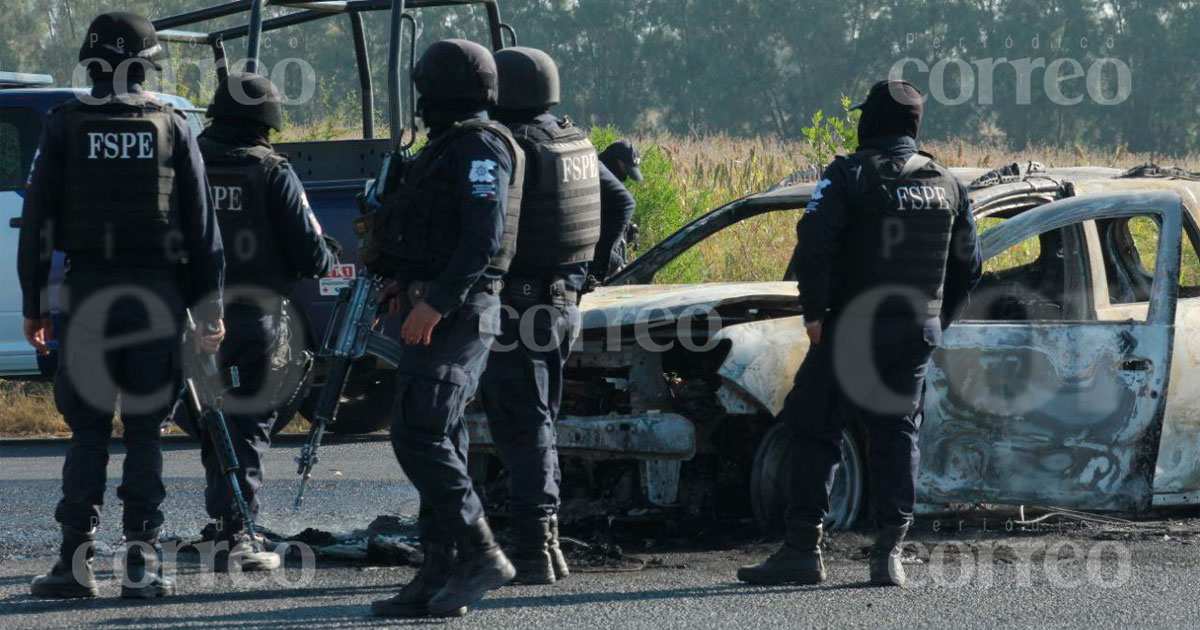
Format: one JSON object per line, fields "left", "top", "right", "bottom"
{"left": 609, "top": 134, "right": 1199, "bottom": 284}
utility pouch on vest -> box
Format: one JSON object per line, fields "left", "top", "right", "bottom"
{"left": 268, "top": 305, "right": 314, "bottom": 410}
{"left": 362, "top": 185, "right": 437, "bottom": 277}
{"left": 357, "top": 151, "right": 414, "bottom": 277}
{"left": 547, "top": 277, "right": 570, "bottom": 312}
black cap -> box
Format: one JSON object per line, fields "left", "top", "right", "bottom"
{"left": 413, "top": 39, "right": 498, "bottom": 106}
{"left": 206, "top": 72, "right": 284, "bottom": 131}
{"left": 599, "top": 139, "right": 643, "bottom": 182}
{"left": 852, "top": 79, "right": 925, "bottom": 140}
{"left": 78, "top": 12, "right": 163, "bottom": 72}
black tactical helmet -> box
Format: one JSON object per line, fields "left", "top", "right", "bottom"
{"left": 78, "top": 12, "right": 163, "bottom": 72}
{"left": 494, "top": 46, "right": 560, "bottom": 110}
{"left": 412, "top": 39, "right": 498, "bottom": 106}
{"left": 206, "top": 72, "right": 284, "bottom": 131}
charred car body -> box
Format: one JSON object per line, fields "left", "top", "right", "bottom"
{"left": 466, "top": 165, "right": 1200, "bottom": 529}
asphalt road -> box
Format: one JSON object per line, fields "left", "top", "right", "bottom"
{"left": 3, "top": 439, "right": 1200, "bottom": 629}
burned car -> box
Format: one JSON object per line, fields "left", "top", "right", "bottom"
{"left": 464, "top": 165, "right": 1200, "bottom": 530}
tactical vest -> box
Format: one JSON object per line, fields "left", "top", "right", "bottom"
{"left": 57, "top": 96, "right": 178, "bottom": 253}
{"left": 837, "top": 149, "right": 960, "bottom": 318}
{"left": 368, "top": 118, "right": 524, "bottom": 279}
{"left": 507, "top": 119, "right": 602, "bottom": 274}
{"left": 198, "top": 136, "right": 294, "bottom": 295}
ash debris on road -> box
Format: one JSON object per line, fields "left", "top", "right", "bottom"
{"left": 172, "top": 514, "right": 425, "bottom": 567}
{"left": 216, "top": 505, "right": 1200, "bottom": 577}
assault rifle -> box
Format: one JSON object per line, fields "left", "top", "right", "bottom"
{"left": 181, "top": 311, "right": 263, "bottom": 546}
{"left": 294, "top": 116, "right": 413, "bottom": 509}
{"left": 293, "top": 273, "right": 391, "bottom": 509}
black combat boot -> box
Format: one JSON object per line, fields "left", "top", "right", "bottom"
{"left": 427, "top": 518, "right": 515, "bottom": 617}
{"left": 213, "top": 519, "right": 281, "bottom": 573}
{"left": 371, "top": 541, "right": 457, "bottom": 618}
{"left": 120, "top": 528, "right": 176, "bottom": 598}
{"left": 509, "top": 517, "right": 555, "bottom": 585}
{"left": 736, "top": 522, "right": 826, "bottom": 585}
{"left": 30, "top": 525, "right": 100, "bottom": 598}
{"left": 869, "top": 523, "right": 909, "bottom": 587}
{"left": 547, "top": 514, "right": 570, "bottom": 581}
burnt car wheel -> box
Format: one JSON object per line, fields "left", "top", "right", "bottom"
{"left": 749, "top": 422, "right": 864, "bottom": 532}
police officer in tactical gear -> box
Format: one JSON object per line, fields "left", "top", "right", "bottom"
{"left": 593, "top": 139, "right": 639, "bottom": 281}
{"left": 197, "top": 72, "right": 336, "bottom": 572}
{"left": 19, "top": 12, "right": 225, "bottom": 599}
{"left": 738, "top": 80, "right": 982, "bottom": 587}
{"left": 370, "top": 39, "right": 521, "bottom": 618}
{"left": 482, "top": 46, "right": 603, "bottom": 584}
{"left": 599, "top": 139, "right": 643, "bottom": 183}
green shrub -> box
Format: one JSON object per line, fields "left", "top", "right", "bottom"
{"left": 800, "top": 96, "right": 861, "bottom": 167}
{"left": 589, "top": 126, "right": 689, "bottom": 267}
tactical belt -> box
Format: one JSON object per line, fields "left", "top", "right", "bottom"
{"left": 227, "top": 294, "right": 286, "bottom": 311}
{"left": 504, "top": 275, "right": 578, "bottom": 310}
{"left": 399, "top": 277, "right": 504, "bottom": 309}
{"left": 474, "top": 277, "right": 506, "bottom": 295}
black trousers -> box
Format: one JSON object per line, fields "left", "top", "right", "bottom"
{"left": 480, "top": 302, "right": 577, "bottom": 519}
{"left": 53, "top": 269, "right": 183, "bottom": 533}
{"left": 389, "top": 291, "right": 499, "bottom": 545}
{"left": 783, "top": 315, "right": 939, "bottom": 528}
{"left": 199, "top": 304, "right": 281, "bottom": 524}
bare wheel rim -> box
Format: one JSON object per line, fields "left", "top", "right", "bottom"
{"left": 750, "top": 423, "right": 864, "bottom": 532}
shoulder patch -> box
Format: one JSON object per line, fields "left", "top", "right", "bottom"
{"left": 811, "top": 178, "right": 832, "bottom": 202}
{"left": 467, "top": 158, "right": 501, "bottom": 199}
{"left": 469, "top": 159, "right": 498, "bottom": 183}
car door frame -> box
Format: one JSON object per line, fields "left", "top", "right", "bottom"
{"left": 0, "top": 103, "right": 45, "bottom": 377}
{"left": 917, "top": 190, "right": 1183, "bottom": 512}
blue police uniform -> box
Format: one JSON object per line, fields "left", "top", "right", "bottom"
{"left": 480, "top": 112, "right": 593, "bottom": 521}
{"left": 197, "top": 123, "right": 335, "bottom": 528}
{"left": 18, "top": 81, "right": 224, "bottom": 533}
{"left": 390, "top": 110, "right": 514, "bottom": 546}
{"left": 591, "top": 162, "right": 636, "bottom": 281}
{"left": 785, "top": 134, "right": 982, "bottom": 528}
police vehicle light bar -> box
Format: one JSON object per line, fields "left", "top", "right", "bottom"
{"left": 0, "top": 71, "right": 54, "bottom": 88}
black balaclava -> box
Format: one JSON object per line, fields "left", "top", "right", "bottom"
{"left": 854, "top": 80, "right": 924, "bottom": 142}
{"left": 492, "top": 107, "right": 549, "bottom": 127}
{"left": 418, "top": 97, "right": 487, "bottom": 137}
{"left": 89, "top": 61, "right": 148, "bottom": 90}
{"left": 202, "top": 117, "right": 272, "bottom": 149}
